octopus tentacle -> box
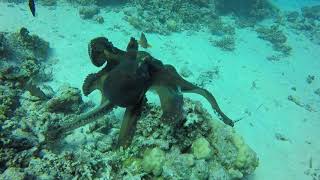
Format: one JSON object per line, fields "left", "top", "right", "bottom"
{"left": 117, "top": 97, "right": 145, "bottom": 148}
{"left": 45, "top": 101, "right": 115, "bottom": 143}
{"left": 151, "top": 64, "right": 234, "bottom": 127}
{"left": 152, "top": 85, "right": 184, "bottom": 121}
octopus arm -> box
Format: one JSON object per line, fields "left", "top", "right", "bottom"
{"left": 45, "top": 100, "right": 115, "bottom": 143}
{"left": 152, "top": 85, "right": 184, "bottom": 121}
{"left": 154, "top": 64, "right": 234, "bottom": 127}
{"left": 117, "top": 97, "right": 145, "bottom": 148}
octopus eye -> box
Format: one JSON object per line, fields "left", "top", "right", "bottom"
{"left": 88, "top": 37, "right": 110, "bottom": 67}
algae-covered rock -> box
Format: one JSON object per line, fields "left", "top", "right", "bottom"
{"left": 0, "top": 33, "right": 8, "bottom": 58}
{"left": 94, "top": 15, "right": 104, "bottom": 24}
{"left": 18, "top": 27, "right": 50, "bottom": 59}
{"left": 46, "top": 84, "right": 83, "bottom": 113}
{"left": 142, "top": 147, "right": 166, "bottom": 176}
{"left": 0, "top": 167, "right": 26, "bottom": 180}
{"left": 0, "top": 86, "right": 20, "bottom": 122}
{"left": 191, "top": 137, "right": 212, "bottom": 160}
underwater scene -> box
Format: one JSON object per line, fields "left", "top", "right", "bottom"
{"left": 0, "top": 0, "right": 320, "bottom": 179}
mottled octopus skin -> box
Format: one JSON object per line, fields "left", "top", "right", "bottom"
{"left": 45, "top": 37, "right": 234, "bottom": 148}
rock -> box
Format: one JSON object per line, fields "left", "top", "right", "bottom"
{"left": 46, "top": 85, "right": 83, "bottom": 113}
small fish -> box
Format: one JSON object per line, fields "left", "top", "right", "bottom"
{"left": 138, "top": 32, "right": 152, "bottom": 48}
{"left": 28, "top": 0, "right": 36, "bottom": 17}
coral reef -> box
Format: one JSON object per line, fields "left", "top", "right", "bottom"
{"left": 40, "top": 0, "right": 57, "bottom": 6}
{"left": 208, "top": 18, "right": 235, "bottom": 36}
{"left": 17, "top": 28, "right": 50, "bottom": 60}
{"left": 1, "top": 27, "right": 50, "bottom": 61}
{"left": 208, "top": 17, "right": 236, "bottom": 51}
{"left": 214, "top": 0, "right": 278, "bottom": 21}
{"left": 256, "top": 25, "right": 292, "bottom": 56}
{"left": 46, "top": 85, "right": 84, "bottom": 114}
{"left": 0, "top": 94, "right": 259, "bottom": 179}
{"left": 301, "top": 5, "right": 320, "bottom": 20}
{"left": 315, "top": 88, "right": 320, "bottom": 97}
{"left": 124, "top": 0, "right": 217, "bottom": 34}
{"left": 79, "top": 6, "right": 100, "bottom": 20}
{"left": 67, "top": 0, "right": 126, "bottom": 6}
{"left": 0, "top": 33, "right": 8, "bottom": 58}
{"left": 0, "top": 28, "right": 51, "bottom": 122}
{"left": 284, "top": 5, "right": 320, "bottom": 45}
{"left": 211, "top": 35, "right": 236, "bottom": 51}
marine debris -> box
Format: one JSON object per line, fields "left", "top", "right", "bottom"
{"left": 45, "top": 36, "right": 235, "bottom": 148}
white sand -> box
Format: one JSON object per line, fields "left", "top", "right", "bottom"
{"left": 0, "top": 2, "right": 319, "bottom": 180}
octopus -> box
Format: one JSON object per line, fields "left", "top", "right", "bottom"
{"left": 45, "top": 36, "right": 234, "bottom": 148}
